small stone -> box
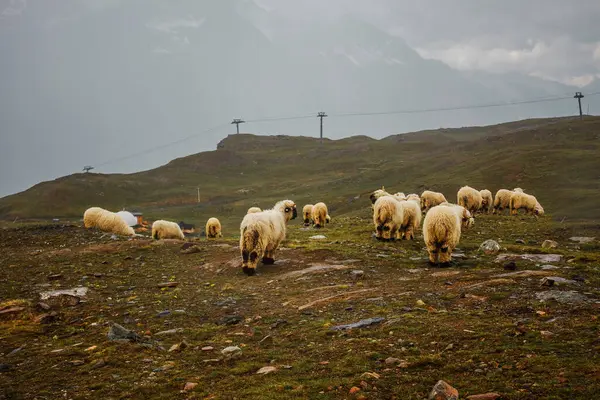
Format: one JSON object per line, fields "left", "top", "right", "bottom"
{"left": 349, "top": 387, "right": 361, "bottom": 394}
{"left": 168, "top": 341, "right": 188, "bottom": 353}
{"left": 156, "top": 310, "right": 171, "bottom": 318}
{"left": 466, "top": 393, "right": 501, "bottom": 400}
{"left": 94, "top": 273, "right": 104, "bottom": 278}
{"left": 360, "top": 372, "right": 380, "bottom": 380}
{"left": 350, "top": 270, "right": 364, "bottom": 279}
{"left": 221, "top": 346, "right": 242, "bottom": 358}
{"left": 85, "top": 346, "right": 97, "bottom": 352}
{"left": 429, "top": 380, "right": 458, "bottom": 400}
{"left": 543, "top": 276, "right": 577, "bottom": 286}
{"left": 503, "top": 261, "right": 517, "bottom": 271}
{"left": 540, "top": 330, "right": 554, "bottom": 337}
{"left": 183, "top": 382, "right": 198, "bottom": 392}
{"left": 157, "top": 282, "right": 179, "bottom": 288}
{"left": 70, "top": 360, "right": 85, "bottom": 366}
{"left": 385, "top": 357, "right": 401, "bottom": 365}
{"left": 154, "top": 328, "right": 183, "bottom": 336}
{"left": 219, "top": 315, "right": 243, "bottom": 326}
{"left": 107, "top": 323, "right": 141, "bottom": 342}
{"left": 569, "top": 237, "right": 595, "bottom": 244}
{"left": 444, "top": 281, "right": 453, "bottom": 286}
{"left": 444, "top": 343, "right": 454, "bottom": 351}
{"left": 479, "top": 240, "right": 500, "bottom": 255}
{"left": 535, "top": 291, "right": 588, "bottom": 304}
{"left": 256, "top": 366, "right": 277, "bottom": 375}
{"left": 416, "top": 299, "right": 426, "bottom": 307}
{"left": 515, "top": 239, "right": 525, "bottom": 244}
{"left": 541, "top": 265, "right": 559, "bottom": 270}
{"left": 309, "top": 235, "right": 327, "bottom": 240}
{"left": 91, "top": 358, "right": 107, "bottom": 369}
{"left": 541, "top": 240, "right": 558, "bottom": 249}
{"left": 201, "top": 346, "right": 214, "bottom": 351}
{"left": 181, "top": 245, "right": 201, "bottom": 254}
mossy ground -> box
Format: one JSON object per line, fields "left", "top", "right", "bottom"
{"left": 1, "top": 210, "right": 599, "bottom": 399}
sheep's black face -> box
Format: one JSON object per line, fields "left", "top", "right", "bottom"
{"left": 291, "top": 207, "right": 297, "bottom": 220}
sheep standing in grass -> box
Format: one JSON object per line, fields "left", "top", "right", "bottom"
{"left": 398, "top": 199, "right": 422, "bottom": 240}
{"left": 509, "top": 192, "right": 544, "bottom": 217}
{"left": 420, "top": 190, "right": 447, "bottom": 213}
{"left": 370, "top": 187, "right": 391, "bottom": 205}
{"left": 302, "top": 204, "right": 314, "bottom": 226}
{"left": 493, "top": 189, "right": 514, "bottom": 214}
{"left": 152, "top": 220, "right": 185, "bottom": 240}
{"left": 479, "top": 189, "right": 493, "bottom": 214}
{"left": 457, "top": 185, "right": 483, "bottom": 214}
{"left": 373, "top": 196, "right": 404, "bottom": 241}
{"left": 205, "top": 217, "right": 223, "bottom": 238}
{"left": 239, "top": 200, "right": 297, "bottom": 276}
{"left": 83, "top": 207, "right": 135, "bottom": 236}
{"left": 423, "top": 204, "right": 474, "bottom": 265}
{"left": 247, "top": 207, "right": 262, "bottom": 214}
{"left": 311, "top": 202, "right": 331, "bottom": 228}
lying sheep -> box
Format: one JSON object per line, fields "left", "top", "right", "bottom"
{"left": 247, "top": 207, "right": 262, "bottom": 214}
{"left": 423, "top": 203, "right": 474, "bottom": 265}
{"left": 152, "top": 220, "right": 185, "bottom": 240}
{"left": 370, "top": 186, "right": 391, "bottom": 205}
{"left": 479, "top": 189, "right": 493, "bottom": 214}
{"left": 373, "top": 196, "right": 404, "bottom": 241}
{"left": 302, "top": 204, "right": 314, "bottom": 226}
{"left": 311, "top": 202, "right": 331, "bottom": 228}
{"left": 83, "top": 207, "right": 135, "bottom": 236}
{"left": 493, "top": 189, "right": 514, "bottom": 214}
{"left": 457, "top": 185, "right": 483, "bottom": 214}
{"left": 239, "top": 200, "right": 297, "bottom": 276}
{"left": 420, "top": 190, "right": 447, "bottom": 213}
{"left": 205, "top": 217, "right": 223, "bottom": 238}
{"left": 509, "top": 192, "right": 544, "bottom": 217}
{"left": 398, "top": 198, "right": 422, "bottom": 240}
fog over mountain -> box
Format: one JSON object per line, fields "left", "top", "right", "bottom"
{"left": 1, "top": 0, "right": 599, "bottom": 197}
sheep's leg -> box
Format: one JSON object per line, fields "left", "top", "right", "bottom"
{"left": 262, "top": 244, "right": 276, "bottom": 265}
{"left": 438, "top": 246, "right": 453, "bottom": 265}
{"left": 242, "top": 251, "right": 259, "bottom": 276}
{"left": 405, "top": 227, "right": 414, "bottom": 240}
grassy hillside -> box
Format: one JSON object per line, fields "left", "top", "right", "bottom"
{"left": 1, "top": 116, "right": 599, "bottom": 231}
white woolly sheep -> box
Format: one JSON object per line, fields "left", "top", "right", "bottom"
{"left": 509, "top": 192, "right": 544, "bottom": 217}
{"left": 302, "top": 204, "right": 314, "bottom": 226}
{"left": 423, "top": 203, "right": 474, "bottom": 265}
{"left": 373, "top": 196, "right": 404, "bottom": 241}
{"left": 83, "top": 207, "right": 135, "bottom": 236}
{"left": 393, "top": 192, "right": 407, "bottom": 201}
{"left": 311, "top": 202, "right": 331, "bottom": 228}
{"left": 513, "top": 188, "right": 524, "bottom": 193}
{"left": 457, "top": 185, "right": 483, "bottom": 214}
{"left": 247, "top": 207, "right": 262, "bottom": 214}
{"left": 239, "top": 200, "right": 297, "bottom": 276}
{"left": 406, "top": 193, "right": 420, "bottom": 202}
{"left": 152, "top": 220, "right": 185, "bottom": 240}
{"left": 370, "top": 187, "right": 391, "bottom": 204}
{"left": 398, "top": 199, "right": 422, "bottom": 240}
{"left": 420, "top": 190, "right": 447, "bottom": 213}
{"left": 479, "top": 189, "right": 493, "bottom": 214}
{"left": 205, "top": 217, "right": 223, "bottom": 238}
{"left": 493, "top": 189, "right": 514, "bottom": 214}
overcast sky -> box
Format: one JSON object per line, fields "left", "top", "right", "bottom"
{"left": 1, "top": 0, "right": 599, "bottom": 198}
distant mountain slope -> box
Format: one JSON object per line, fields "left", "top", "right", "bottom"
{"left": 1, "top": 117, "right": 599, "bottom": 225}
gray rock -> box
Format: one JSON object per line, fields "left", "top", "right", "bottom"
{"left": 540, "top": 277, "right": 578, "bottom": 286}
{"left": 541, "top": 240, "right": 559, "bottom": 249}
{"left": 479, "top": 239, "right": 500, "bottom": 255}
{"left": 107, "top": 323, "right": 142, "bottom": 342}
{"left": 330, "top": 317, "right": 385, "bottom": 331}
{"left": 154, "top": 328, "right": 183, "bottom": 336}
{"left": 569, "top": 237, "right": 595, "bottom": 244}
{"left": 429, "top": 380, "right": 459, "bottom": 400}
{"left": 221, "top": 346, "right": 242, "bottom": 359}
{"left": 218, "top": 315, "right": 242, "bottom": 326}
{"left": 541, "top": 264, "right": 560, "bottom": 270}
{"left": 350, "top": 270, "right": 364, "bottom": 279}
{"left": 309, "top": 235, "right": 327, "bottom": 240}
{"left": 535, "top": 290, "right": 588, "bottom": 304}
{"left": 515, "top": 239, "right": 526, "bottom": 244}
{"left": 495, "top": 254, "right": 562, "bottom": 263}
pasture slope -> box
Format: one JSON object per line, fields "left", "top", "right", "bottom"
{"left": 1, "top": 116, "right": 599, "bottom": 399}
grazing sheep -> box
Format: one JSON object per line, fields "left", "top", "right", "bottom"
{"left": 239, "top": 200, "right": 297, "bottom": 276}
{"left": 370, "top": 187, "right": 391, "bottom": 204}
{"left": 493, "top": 189, "right": 514, "bottom": 214}
{"left": 302, "top": 204, "right": 314, "bottom": 226}
{"left": 479, "top": 189, "right": 493, "bottom": 214}
{"left": 205, "top": 217, "right": 223, "bottom": 238}
{"left": 247, "top": 207, "right": 262, "bottom": 214}
{"left": 406, "top": 193, "right": 420, "bottom": 202}
{"left": 373, "top": 196, "right": 404, "bottom": 241}
{"left": 420, "top": 190, "right": 447, "bottom": 213}
{"left": 457, "top": 185, "right": 483, "bottom": 214}
{"left": 393, "top": 192, "right": 407, "bottom": 201}
{"left": 423, "top": 204, "right": 474, "bottom": 265}
{"left": 513, "top": 188, "right": 524, "bottom": 193}
{"left": 83, "top": 207, "right": 135, "bottom": 236}
{"left": 152, "top": 220, "right": 185, "bottom": 240}
{"left": 398, "top": 199, "right": 422, "bottom": 240}
{"left": 311, "top": 202, "right": 331, "bottom": 228}
{"left": 509, "top": 192, "right": 544, "bottom": 217}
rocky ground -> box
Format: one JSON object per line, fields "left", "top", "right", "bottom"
{"left": 0, "top": 213, "right": 599, "bottom": 399}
